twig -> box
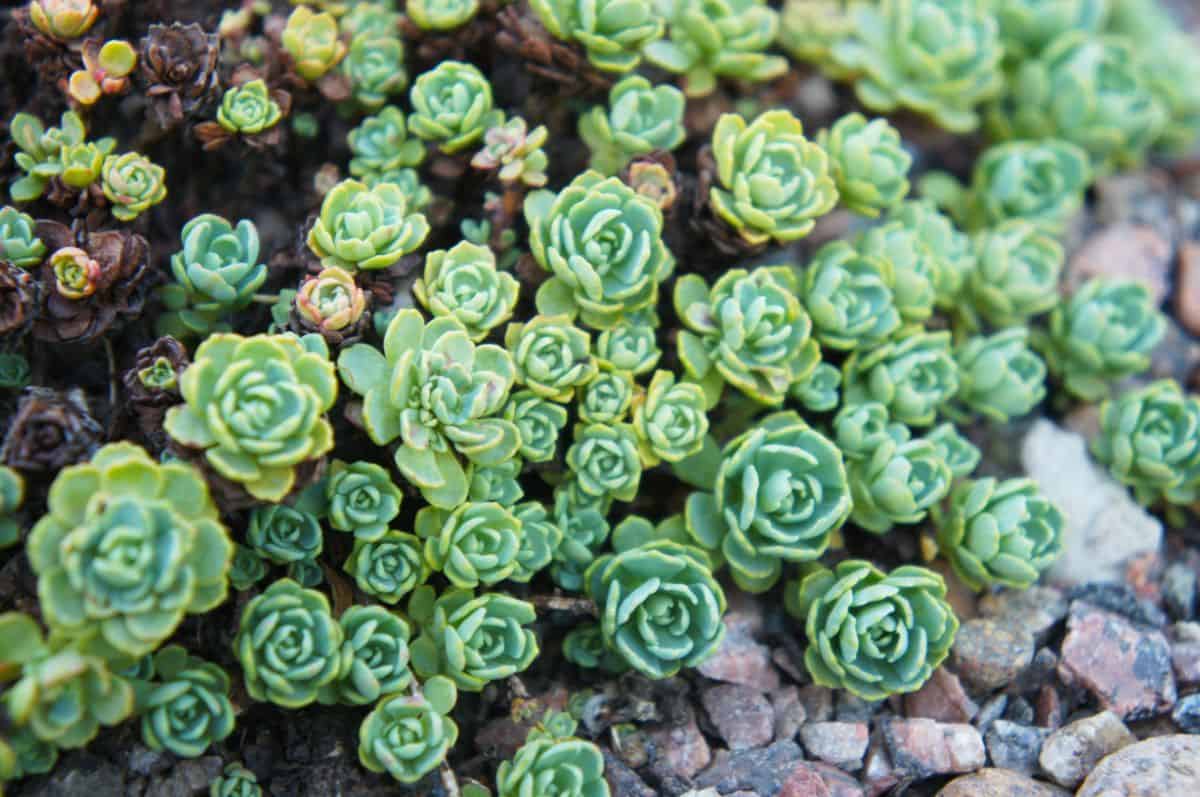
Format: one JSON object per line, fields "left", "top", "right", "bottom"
{"left": 440, "top": 761, "right": 460, "bottom": 797}
{"left": 103, "top": 337, "right": 118, "bottom": 409}
{"left": 251, "top": 293, "right": 281, "bottom": 304}
{"left": 527, "top": 594, "right": 598, "bottom": 616}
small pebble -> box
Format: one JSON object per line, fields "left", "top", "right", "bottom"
{"left": 1076, "top": 735, "right": 1200, "bottom": 796}
{"left": 799, "top": 722, "right": 869, "bottom": 772}
{"left": 950, "top": 618, "right": 1035, "bottom": 692}
{"left": 1038, "top": 710, "right": 1136, "bottom": 789}
{"left": 984, "top": 720, "right": 1048, "bottom": 777}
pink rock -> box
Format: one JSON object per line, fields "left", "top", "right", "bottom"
{"left": 1065, "top": 223, "right": 1171, "bottom": 304}
{"left": 1077, "top": 735, "right": 1200, "bottom": 796}
{"left": 800, "top": 722, "right": 869, "bottom": 771}
{"left": 697, "top": 591, "right": 780, "bottom": 690}
{"left": 778, "top": 762, "right": 832, "bottom": 797}
{"left": 701, "top": 683, "right": 775, "bottom": 751}
{"left": 882, "top": 718, "right": 986, "bottom": 779}
{"left": 808, "top": 761, "right": 866, "bottom": 797}
{"left": 904, "top": 667, "right": 979, "bottom": 724}
{"left": 1176, "top": 240, "right": 1200, "bottom": 336}
{"left": 649, "top": 710, "right": 711, "bottom": 779}
{"left": 771, "top": 686, "right": 807, "bottom": 742}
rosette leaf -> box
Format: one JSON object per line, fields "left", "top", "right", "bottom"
{"left": 952, "top": 329, "right": 1047, "bottom": 423}
{"left": 800, "top": 240, "right": 900, "bottom": 351}
{"left": 320, "top": 605, "right": 412, "bottom": 706}
{"left": 229, "top": 545, "right": 267, "bottom": 591}
{"left": 209, "top": 763, "right": 261, "bottom": 797}
{"left": 409, "top": 589, "right": 539, "bottom": 691}
{"left": 306, "top": 179, "right": 429, "bottom": 272}
{"left": 550, "top": 480, "right": 612, "bottom": 591}
{"left": 509, "top": 501, "right": 563, "bottom": 583}
{"left": 413, "top": 241, "right": 519, "bottom": 341}
{"left": 579, "top": 76, "right": 686, "bottom": 174}
{"left": 833, "top": 402, "right": 910, "bottom": 462}
{"left": 216, "top": 80, "right": 282, "bottom": 135}
{"left": 595, "top": 315, "right": 661, "bottom": 375}
{"left": 925, "top": 423, "right": 980, "bottom": 480}
{"left": 101, "top": 152, "right": 167, "bottom": 222}
{"left": 342, "top": 34, "right": 408, "bottom": 111}
{"left": 159, "top": 214, "right": 266, "bottom": 338}
{"left": 345, "top": 531, "right": 428, "bottom": 604}
{"left": 281, "top": 6, "right": 346, "bottom": 81}
{"left": 843, "top": 331, "right": 959, "bottom": 427}
{"left": 529, "top": 0, "right": 663, "bottom": 73}
{"left": 358, "top": 676, "right": 458, "bottom": 784}
{"left": 562, "top": 623, "right": 628, "bottom": 673}
{"left": 817, "top": 113, "right": 912, "bottom": 217}
{"left": 887, "top": 200, "right": 975, "bottom": 307}
{"left": 963, "top": 220, "right": 1063, "bottom": 330}
{"left": 505, "top": 315, "right": 598, "bottom": 403}
{"left": 347, "top": 106, "right": 425, "bottom": 178}
{"left": 141, "top": 646, "right": 235, "bottom": 758}
{"left": 791, "top": 361, "right": 841, "bottom": 413}
{"left": 579, "top": 364, "right": 635, "bottom": 425}
{"left": 416, "top": 501, "right": 524, "bottom": 588}
{"left": 326, "top": 459, "right": 402, "bottom": 541}
{"left": 504, "top": 390, "right": 569, "bottom": 463}
{"left": 0, "top": 206, "right": 47, "bottom": 268}
{"left": 991, "top": 0, "right": 1109, "bottom": 61}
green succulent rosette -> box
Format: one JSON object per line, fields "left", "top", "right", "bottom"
{"left": 962, "top": 220, "right": 1063, "bottom": 331}
{"left": 632, "top": 369, "right": 709, "bottom": 466}
{"left": 341, "top": 1, "right": 400, "bottom": 36}
{"left": 676, "top": 266, "right": 819, "bottom": 407}
{"left": 645, "top": 0, "right": 786, "bottom": 97}
{"left": 0, "top": 205, "right": 47, "bottom": 268}
{"left": 288, "top": 558, "right": 324, "bottom": 588}
{"left": 786, "top": 561, "right": 958, "bottom": 699}
{"left": 101, "top": 152, "right": 167, "bottom": 222}
{"left": 358, "top": 676, "right": 458, "bottom": 784}
{"left": 791, "top": 361, "right": 841, "bottom": 413}
{"left": 415, "top": 501, "right": 524, "bottom": 588}
{"left": 585, "top": 541, "right": 725, "bottom": 679}
{"left": 306, "top": 179, "right": 430, "bottom": 271}
{"left": 467, "top": 459, "right": 524, "bottom": 506}
{"left": 59, "top": 139, "right": 114, "bottom": 190}
{"left": 779, "top": 0, "right": 857, "bottom": 73}
{"left": 216, "top": 80, "right": 282, "bottom": 135}
{"left": 847, "top": 436, "right": 952, "bottom": 534}
{"left": 343, "top": 34, "right": 409, "bottom": 111}
{"left": 362, "top": 167, "right": 431, "bottom": 210}
{"left": 935, "top": 477, "right": 1064, "bottom": 591}
{"left": 550, "top": 480, "right": 612, "bottom": 591}
{"left": 1139, "top": 29, "right": 1200, "bottom": 155}
{"left": 229, "top": 545, "right": 267, "bottom": 591}
{"left": 818, "top": 113, "right": 912, "bottom": 217}
{"left": 413, "top": 241, "right": 519, "bottom": 341}
{"left": 503, "top": 390, "right": 569, "bottom": 463}
{"left": 320, "top": 605, "right": 412, "bottom": 706}
{"left": 509, "top": 501, "right": 564, "bottom": 583}
{"left": 324, "top": 459, "right": 403, "bottom": 541}
{"left": 579, "top": 76, "right": 686, "bottom": 174}
{"left": 1, "top": 723, "right": 57, "bottom": 781}
{"left": 526, "top": 170, "right": 674, "bottom": 329}
{"left": 566, "top": 422, "right": 643, "bottom": 502}
{"left": 854, "top": 221, "right": 936, "bottom": 326}
{"left": 409, "top": 588, "right": 539, "bottom": 691}
{"left": 210, "top": 763, "right": 261, "bottom": 797}
{"left": 165, "top": 333, "right": 337, "bottom": 502}
{"left": 579, "top": 364, "right": 636, "bottom": 425}
{"left": 281, "top": 6, "right": 346, "bottom": 81}
{"left": 529, "top": 0, "right": 663, "bottom": 74}
{"left": 27, "top": 443, "right": 232, "bottom": 658}
{"left": 234, "top": 579, "right": 344, "bottom": 708}
{"left": 338, "top": 310, "right": 520, "bottom": 509}
{"left": 991, "top": 0, "right": 1109, "bottom": 61}
{"left": 496, "top": 735, "right": 611, "bottom": 797}
{"left": 887, "top": 200, "right": 974, "bottom": 307}
{"left": 0, "top": 465, "right": 25, "bottom": 549}
{"left": 345, "top": 531, "right": 428, "bottom": 604}
{"left": 709, "top": 111, "right": 838, "bottom": 247}
{"left": 408, "top": 0, "right": 479, "bottom": 30}
{"left": 1091, "top": 379, "right": 1200, "bottom": 507}
{"left": 925, "top": 422, "right": 981, "bottom": 480}
{"left": 829, "top": 0, "right": 1003, "bottom": 133}
{"left": 408, "top": 61, "right": 496, "bottom": 153}
{"left": 951, "top": 329, "right": 1047, "bottom": 423}
{"left": 246, "top": 504, "right": 323, "bottom": 564}
{"left": 801, "top": 240, "right": 900, "bottom": 351}
{"left": 987, "top": 32, "right": 1165, "bottom": 173}
{"left": 506, "top": 315, "right": 598, "bottom": 403}
{"left": 9, "top": 110, "right": 90, "bottom": 202}
{"left": 595, "top": 315, "right": 661, "bottom": 375}
{"left": 141, "top": 646, "right": 235, "bottom": 759}
{"left": 1037, "top": 279, "right": 1166, "bottom": 402}
{"left": 562, "top": 623, "right": 628, "bottom": 673}
{"left": 843, "top": 331, "right": 959, "bottom": 427}
{"left": 348, "top": 106, "right": 426, "bottom": 178}
{"left": 833, "top": 401, "right": 910, "bottom": 462}
{"left": 685, "top": 411, "right": 851, "bottom": 592}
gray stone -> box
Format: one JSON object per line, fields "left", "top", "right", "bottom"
{"left": 701, "top": 684, "right": 775, "bottom": 751}
{"left": 881, "top": 718, "right": 986, "bottom": 780}
{"left": 770, "top": 686, "right": 806, "bottom": 742}
{"left": 798, "top": 684, "right": 834, "bottom": 723}
{"left": 936, "top": 768, "right": 1071, "bottom": 797}
{"left": 1170, "top": 622, "right": 1200, "bottom": 685}
{"left": 145, "top": 757, "right": 223, "bottom": 797}
{"left": 1163, "top": 563, "right": 1198, "bottom": 621}
{"left": 1065, "top": 223, "right": 1171, "bottom": 304}
{"left": 694, "top": 740, "right": 805, "bottom": 796}
{"left": 1172, "top": 693, "right": 1200, "bottom": 733}
{"left": 984, "top": 720, "right": 1048, "bottom": 777}
{"left": 697, "top": 608, "right": 780, "bottom": 691}
{"left": 125, "top": 745, "right": 171, "bottom": 778}
{"left": 977, "top": 586, "right": 1068, "bottom": 644}
{"left": 975, "top": 695, "right": 1008, "bottom": 732}
{"left": 950, "top": 618, "right": 1035, "bottom": 692}
{"left": 649, "top": 709, "right": 711, "bottom": 780}
{"left": 1077, "top": 735, "right": 1200, "bottom": 796}
{"left": 1038, "top": 710, "right": 1135, "bottom": 788}
{"left": 799, "top": 722, "right": 869, "bottom": 771}
{"left": 1021, "top": 420, "right": 1162, "bottom": 586}
{"left": 1067, "top": 584, "right": 1167, "bottom": 628}
{"left": 776, "top": 762, "right": 832, "bottom": 797}
{"left": 603, "top": 749, "right": 656, "bottom": 797}
{"left": 834, "top": 693, "right": 879, "bottom": 723}
{"left": 18, "top": 752, "right": 125, "bottom": 797}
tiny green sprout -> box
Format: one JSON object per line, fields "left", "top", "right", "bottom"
{"left": 415, "top": 502, "right": 524, "bottom": 588}
{"left": 800, "top": 240, "right": 900, "bottom": 352}
{"left": 216, "top": 80, "right": 283, "bottom": 135}
{"left": 818, "top": 113, "right": 912, "bottom": 217}
{"left": 675, "top": 266, "right": 819, "bottom": 407}
{"left": 526, "top": 170, "right": 674, "bottom": 329}
{"left": 509, "top": 501, "right": 563, "bottom": 583}
{"left": 59, "top": 139, "right": 115, "bottom": 189}
{"left": 504, "top": 390, "right": 569, "bottom": 463}
{"left": 833, "top": 401, "right": 909, "bottom": 463}
{"left": 0, "top": 353, "right": 31, "bottom": 392}
{"left": 562, "top": 623, "right": 628, "bottom": 673}
{"left": 9, "top": 110, "right": 89, "bottom": 202}
{"left": 529, "top": 0, "right": 662, "bottom": 73}
{"left": 342, "top": 33, "right": 409, "bottom": 111}
{"left": 210, "top": 763, "right": 262, "bottom": 797}
{"left": 952, "top": 328, "right": 1047, "bottom": 423}
{"left": 235, "top": 579, "right": 344, "bottom": 708}
{"left": 566, "top": 422, "right": 643, "bottom": 502}
{"left": 338, "top": 310, "right": 519, "bottom": 508}
{"left": 579, "top": 364, "right": 636, "bottom": 425}
{"left": 496, "top": 731, "right": 611, "bottom": 797}
{"left": 846, "top": 434, "right": 952, "bottom": 534}
{"left": 409, "top": 588, "right": 539, "bottom": 691}
{"left": 829, "top": 0, "right": 1003, "bottom": 133}
{"left": 471, "top": 117, "right": 550, "bottom": 188}
{"left": 469, "top": 459, "right": 524, "bottom": 506}
{"left": 413, "top": 241, "right": 520, "bottom": 342}
{"left": 141, "top": 646, "right": 236, "bottom": 758}
{"left": 791, "top": 361, "right": 841, "bottom": 413}
{"left": 0, "top": 465, "right": 25, "bottom": 548}
{"left": 842, "top": 330, "right": 960, "bottom": 428}
{"left": 785, "top": 561, "right": 958, "bottom": 699}
{"left": 408, "top": 61, "right": 498, "bottom": 153}
{"left": 358, "top": 676, "right": 459, "bottom": 784}
{"left": 348, "top": 106, "right": 425, "bottom": 178}
{"left": 287, "top": 557, "right": 324, "bottom": 587}
{"left": 632, "top": 369, "right": 709, "bottom": 466}
{"left": 326, "top": 459, "right": 403, "bottom": 541}
{"left": 68, "top": 39, "right": 138, "bottom": 106}
{"left": 646, "top": 0, "right": 786, "bottom": 97}
{"left": 320, "top": 605, "right": 412, "bottom": 706}
{"left": 282, "top": 6, "right": 347, "bottom": 81}
{"left": 30, "top": 0, "right": 99, "bottom": 42}
{"left": 505, "top": 315, "right": 598, "bottom": 403}
{"left": 709, "top": 111, "right": 838, "bottom": 246}
{"left": 579, "top": 76, "right": 686, "bottom": 175}
{"left": 550, "top": 479, "right": 612, "bottom": 591}
{"left": 962, "top": 220, "right": 1064, "bottom": 331}
{"left": 229, "top": 544, "right": 268, "bottom": 591}
{"left": 407, "top": 0, "right": 479, "bottom": 31}
{"left": 307, "top": 179, "right": 429, "bottom": 271}
{"left": 346, "top": 531, "right": 429, "bottom": 604}
{"left": 247, "top": 504, "right": 323, "bottom": 564}
{"left": 0, "top": 205, "right": 47, "bottom": 268}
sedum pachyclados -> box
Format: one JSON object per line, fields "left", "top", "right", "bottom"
{"left": 818, "top": 113, "right": 912, "bottom": 218}
{"left": 842, "top": 330, "right": 960, "bottom": 427}
{"left": 358, "top": 676, "right": 458, "bottom": 784}
{"left": 413, "top": 240, "right": 519, "bottom": 342}
{"left": 140, "top": 645, "right": 236, "bottom": 759}
{"left": 505, "top": 315, "right": 598, "bottom": 402}
{"left": 529, "top": 0, "right": 663, "bottom": 74}
{"left": 306, "top": 179, "right": 430, "bottom": 272}
{"left": 962, "top": 220, "right": 1064, "bottom": 331}
{"left": 415, "top": 501, "right": 524, "bottom": 588}
{"left": 408, "top": 61, "right": 498, "bottom": 153}
{"left": 345, "top": 532, "right": 428, "bottom": 604}
{"left": 800, "top": 240, "right": 901, "bottom": 352}
{"left": 578, "top": 76, "right": 686, "bottom": 175}
{"left": 319, "top": 605, "right": 412, "bottom": 706}
{"left": 325, "top": 459, "right": 403, "bottom": 541}
{"left": 951, "top": 329, "right": 1047, "bottom": 423}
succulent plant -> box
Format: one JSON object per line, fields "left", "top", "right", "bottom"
{"left": 925, "top": 422, "right": 981, "bottom": 480}
{"left": 829, "top": 0, "right": 1003, "bottom": 132}
{"left": 962, "top": 221, "right": 1064, "bottom": 331}
{"left": 843, "top": 331, "right": 960, "bottom": 427}
{"left": 307, "top": 179, "right": 430, "bottom": 271}
{"left": 346, "top": 532, "right": 428, "bottom": 604}
{"left": 1138, "top": 29, "right": 1200, "bottom": 155}
{"left": 566, "top": 422, "right": 643, "bottom": 503}
{"left": 800, "top": 240, "right": 900, "bottom": 352}
{"left": 505, "top": 315, "right": 598, "bottom": 403}
{"left": 27, "top": 443, "right": 232, "bottom": 657}
{"left": 817, "top": 113, "right": 912, "bottom": 217}
{"left": 631, "top": 370, "right": 709, "bottom": 465}
{"left": 562, "top": 623, "right": 628, "bottom": 673}
{"left": 9, "top": 110, "right": 90, "bottom": 202}
{"left": 235, "top": 579, "right": 344, "bottom": 708}
{"left": 338, "top": 310, "right": 519, "bottom": 508}
{"left": 416, "top": 501, "right": 524, "bottom": 587}
{"left": 68, "top": 39, "right": 138, "bottom": 107}
{"left": 595, "top": 317, "right": 661, "bottom": 375}
{"left": 496, "top": 734, "right": 611, "bottom": 797}
{"left": 675, "top": 266, "right": 819, "bottom": 407}
{"left": 469, "top": 457, "right": 524, "bottom": 505}
{"left": 645, "top": 0, "right": 787, "bottom": 97}
{"left": 952, "top": 329, "right": 1047, "bottom": 423}
{"left": 362, "top": 168, "right": 431, "bottom": 211}
{"left": 409, "top": 588, "right": 539, "bottom": 691}
{"left": 550, "top": 479, "right": 612, "bottom": 591}
{"left": 579, "top": 365, "right": 636, "bottom": 425}
{"left": 408, "top": 61, "right": 497, "bottom": 153}
{"left": 1037, "top": 279, "right": 1166, "bottom": 402}
{"left": 0, "top": 723, "right": 57, "bottom": 781}
{"left": 509, "top": 501, "right": 564, "bottom": 583}
{"left": 342, "top": 33, "right": 409, "bottom": 111}
{"left": 358, "top": 676, "right": 459, "bottom": 784}
{"left": 282, "top": 6, "right": 347, "bottom": 81}
{"left": 165, "top": 334, "right": 337, "bottom": 502}
{"left": 0, "top": 206, "right": 47, "bottom": 268}
{"left": 686, "top": 412, "right": 851, "bottom": 592}
{"left": 209, "top": 763, "right": 261, "bottom": 797}
{"left": 987, "top": 32, "right": 1165, "bottom": 173}
{"left": 326, "top": 459, "right": 403, "bottom": 541}
{"left": 579, "top": 76, "right": 686, "bottom": 174}
{"left": 1091, "top": 379, "right": 1200, "bottom": 507}
{"left": 294, "top": 266, "right": 368, "bottom": 340}
{"left": 786, "top": 561, "right": 958, "bottom": 699}
{"left": 0, "top": 464, "right": 24, "bottom": 548}
{"left": 408, "top": 0, "right": 479, "bottom": 30}
{"left": 992, "top": 0, "right": 1109, "bottom": 60}
{"left": 791, "top": 361, "right": 841, "bottom": 413}
{"left": 935, "top": 477, "right": 1064, "bottom": 591}
{"left": 287, "top": 557, "right": 324, "bottom": 588}
{"left": 503, "top": 390, "right": 569, "bottom": 463}
{"left": 100, "top": 152, "right": 167, "bottom": 222}
{"left": 529, "top": 0, "right": 663, "bottom": 73}
{"left": 835, "top": 401, "right": 904, "bottom": 464}
{"left": 778, "top": 0, "right": 856, "bottom": 74}
{"left": 470, "top": 117, "right": 550, "bottom": 187}
{"left": 348, "top": 106, "right": 426, "bottom": 178}
{"left": 29, "top": 0, "right": 99, "bottom": 41}
{"left": 141, "top": 646, "right": 235, "bottom": 758}
{"left": 320, "top": 605, "right": 412, "bottom": 705}
{"left": 59, "top": 139, "right": 115, "bottom": 189}
{"left": 0, "top": 353, "right": 31, "bottom": 392}
{"left": 887, "top": 200, "right": 975, "bottom": 308}
{"left": 853, "top": 222, "right": 936, "bottom": 326}
{"left": 413, "top": 241, "right": 520, "bottom": 342}
{"left": 229, "top": 544, "right": 267, "bottom": 591}
{"left": 525, "top": 171, "right": 674, "bottom": 329}
{"left": 216, "top": 80, "right": 283, "bottom": 135}
{"left": 247, "top": 504, "right": 323, "bottom": 564}
{"left": 709, "top": 111, "right": 838, "bottom": 247}
{"left": 847, "top": 434, "right": 952, "bottom": 534}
